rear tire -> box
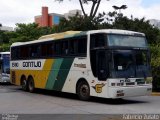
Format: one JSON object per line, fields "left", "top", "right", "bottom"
{"left": 21, "top": 78, "right": 28, "bottom": 91}
{"left": 28, "top": 77, "right": 35, "bottom": 93}
{"left": 77, "top": 81, "right": 90, "bottom": 101}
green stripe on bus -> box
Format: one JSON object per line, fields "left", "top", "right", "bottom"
{"left": 45, "top": 59, "right": 63, "bottom": 90}
{"left": 53, "top": 58, "right": 74, "bottom": 91}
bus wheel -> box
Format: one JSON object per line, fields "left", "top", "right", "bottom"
{"left": 21, "top": 78, "right": 28, "bottom": 91}
{"left": 77, "top": 81, "right": 90, "bottom": 101}
{"left": 28, "top": 77, "right": 35, "bottom": 93}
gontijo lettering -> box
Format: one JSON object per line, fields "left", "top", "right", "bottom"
{"left": 23, "top": 61, "right": 41, "bottom": 67}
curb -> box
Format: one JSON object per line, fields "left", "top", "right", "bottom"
{"left": 151, "top": 92, "right": 160, "bottom": 96}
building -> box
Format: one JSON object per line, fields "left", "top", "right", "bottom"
{"left": 149, "top": 19, "right": 160, "bottom": 29}
{"left": 35, "top": 7, "right": 82, "bottom": 27}
{"left": 0, "top": 25, "right": 13, "bottom": 31}
{"left": 64, "top": 9, "right": 82, "bottom": 19}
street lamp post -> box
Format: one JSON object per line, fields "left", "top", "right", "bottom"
{"left": 112, "top": 5, "right": 127, "bottom": 14}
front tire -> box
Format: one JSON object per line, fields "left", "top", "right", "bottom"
{"left": 28, "top": 77, "right": 35, "bottom": 93}
{"left": 77, "top": 81, "right": 90, "bottom": 101}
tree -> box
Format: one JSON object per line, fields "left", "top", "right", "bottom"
{"left": 0, "top": 23, "right": 54, "bottom": 51}
{"left": 55, "top": 0, "right": 109, "bottom": 19}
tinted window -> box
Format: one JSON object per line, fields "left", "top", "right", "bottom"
{"left": 54, "top": 41, "right": 61, "bottom": 56}
{"left": 69, "top": 39, "right": 78, "bottom": 55}
{"left": 108, "top": 34, "right": 147, "bottom": 48}
{"left": 78, "top": 36, "right": 87, "bottom": 54}
{"left": 11, "top": 47, "right": 20, "bottom": 60}
{"left": 41, "top": 42, "right": 53, "bottom": 57}
{"left": 90, "top": 33, "right": 106, "bottom": 49}
{"left": 20, "top": 46, "right": 29, "bottom": 59}
{"left": 62, "top": 41, "right": 69, "bottom": 55}
{"left": 29, "top": 45, "right": 41, "bottom": 58}
{"left": 11, "top": 35, "right": 87, "bottom": 59}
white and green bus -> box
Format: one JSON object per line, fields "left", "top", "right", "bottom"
{"left": 0, "top": 52, "right": 10, "bottom": 83}
{"left": 10, "top": 29, "right": 152, "bottom": 100}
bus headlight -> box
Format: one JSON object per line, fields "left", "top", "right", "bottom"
{"left": 111, "top": 83, "right": 124, "bottom": 86}
{"left": 111, "top": 83, "right": 116, "bottom": 86}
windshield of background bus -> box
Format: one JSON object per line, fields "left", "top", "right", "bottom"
{"left": 2, "top": 54, "right": 10, "bottom": 74}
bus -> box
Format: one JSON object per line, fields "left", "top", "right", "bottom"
{"left": 10, "top": 29, "right": 152, "bottom": 100}
{"left": 0, "top": 52, "right": 10, "bottom": 83}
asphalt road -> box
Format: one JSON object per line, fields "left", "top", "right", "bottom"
{"left": 0, "top": 84, "right": 160, "bottom": 120}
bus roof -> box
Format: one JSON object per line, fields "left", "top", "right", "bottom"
{"left": 88, "top": 29, "right": 145, "bottom": 36}
{"left": 11, "top": 29, "right": 145, "bottom": 47}
{"left": 38, "top": 31, "right": 82, "bottom": 40}
{"left": 11, "top": 31, "right": 85, "bottom": 47}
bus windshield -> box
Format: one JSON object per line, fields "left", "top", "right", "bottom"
{"left": 112, "top": 50, "right": 151, "bottom": 78}
{"left": 108, "top": 34, "right": 148, "bottom": 48}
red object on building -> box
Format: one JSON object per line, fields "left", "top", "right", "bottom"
{"left": 48, "top": 15, "right": 53, "bottom": 27}
{"left": 42, "top": 7, "right": 48, "bottom": 27}
{"left": 35, "top": 7, "right": 52, "bottom": 27}
{"left": 35, "top": 7, "right": 80, "bottom": 27}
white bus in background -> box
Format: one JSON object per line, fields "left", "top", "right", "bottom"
{"left": 0, "top": 52, "right": 10, "bottom": 83}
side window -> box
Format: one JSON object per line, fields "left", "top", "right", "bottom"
{"left": 11, "top": 48, "right": 15, "bottom": 60}
{"left": 69, "top": 39, "right": 78, "bottom": 55}
{"left": 47, "top": 43, "right": 54, "bottom": 56}
{"left": 78, "top": 36, "right": 87, "bottom": 55}
{"left": 62, "top": 40, "right": 69, "bottom": 55}
{"left": 90, "top": 33, "right": 106, "bottom": 49}
{"left": 20, "top": 46, "right": 29, "bottom": 59}
{"left": 11, "top": 47, "right": 20, "bottom": 60}
{"left": 41, "top": 42, "right": 53, "bottom": 57}
{"left": 41, "top": 44, "right": 47, "bottom": 57}
{"left": 29, "top": 44, "right": 41, "bottom": 58}
{"left": 54, "top": 41, "right": 61, "bottom": 56}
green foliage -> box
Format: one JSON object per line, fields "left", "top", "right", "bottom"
{"left": 0, "top": 43, "right": 11, "bottom": 52}
{"left": 0, "top": 23, "right": 54, "bottom": 51}
{"left": 150, "top": 45, "right": 160, "bottom": 67}
{"left": 52, "top": 15, "right": 97, "bottom": 32}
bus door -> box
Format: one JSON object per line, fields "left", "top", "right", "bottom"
{"left": 97, "top": 50, "right": 109, "bottom": 81}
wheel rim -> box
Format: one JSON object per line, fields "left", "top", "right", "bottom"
{"left": 22, "top": 80, "right": 26, "bottom": 89}
{"left": 80, "top": 84, "right": 89, "bottom": 97}
{"left": 29, "top": 80, "right": 33, "bottom": 91}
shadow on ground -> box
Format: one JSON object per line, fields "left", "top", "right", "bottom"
{"left": 16, "top": 87, "right": 149, "bottom": 105}
{"left": 1, "top": 84, "right": 149, "bottom": 105}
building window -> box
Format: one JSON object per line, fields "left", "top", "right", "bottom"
{"left": 53, "top": 16, "right": 60, "bottom": 25}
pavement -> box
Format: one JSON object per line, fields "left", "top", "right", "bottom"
{"left": 151, "top": 92, "right": 160, "bottom": 96}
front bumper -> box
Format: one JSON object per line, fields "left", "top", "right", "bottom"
{"left": 108, "top": 85, "right": 152, "bottom": 98}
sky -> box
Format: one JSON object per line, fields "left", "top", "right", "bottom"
{"left": 1, "top": 0, "right": 160, "bottom": 28}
